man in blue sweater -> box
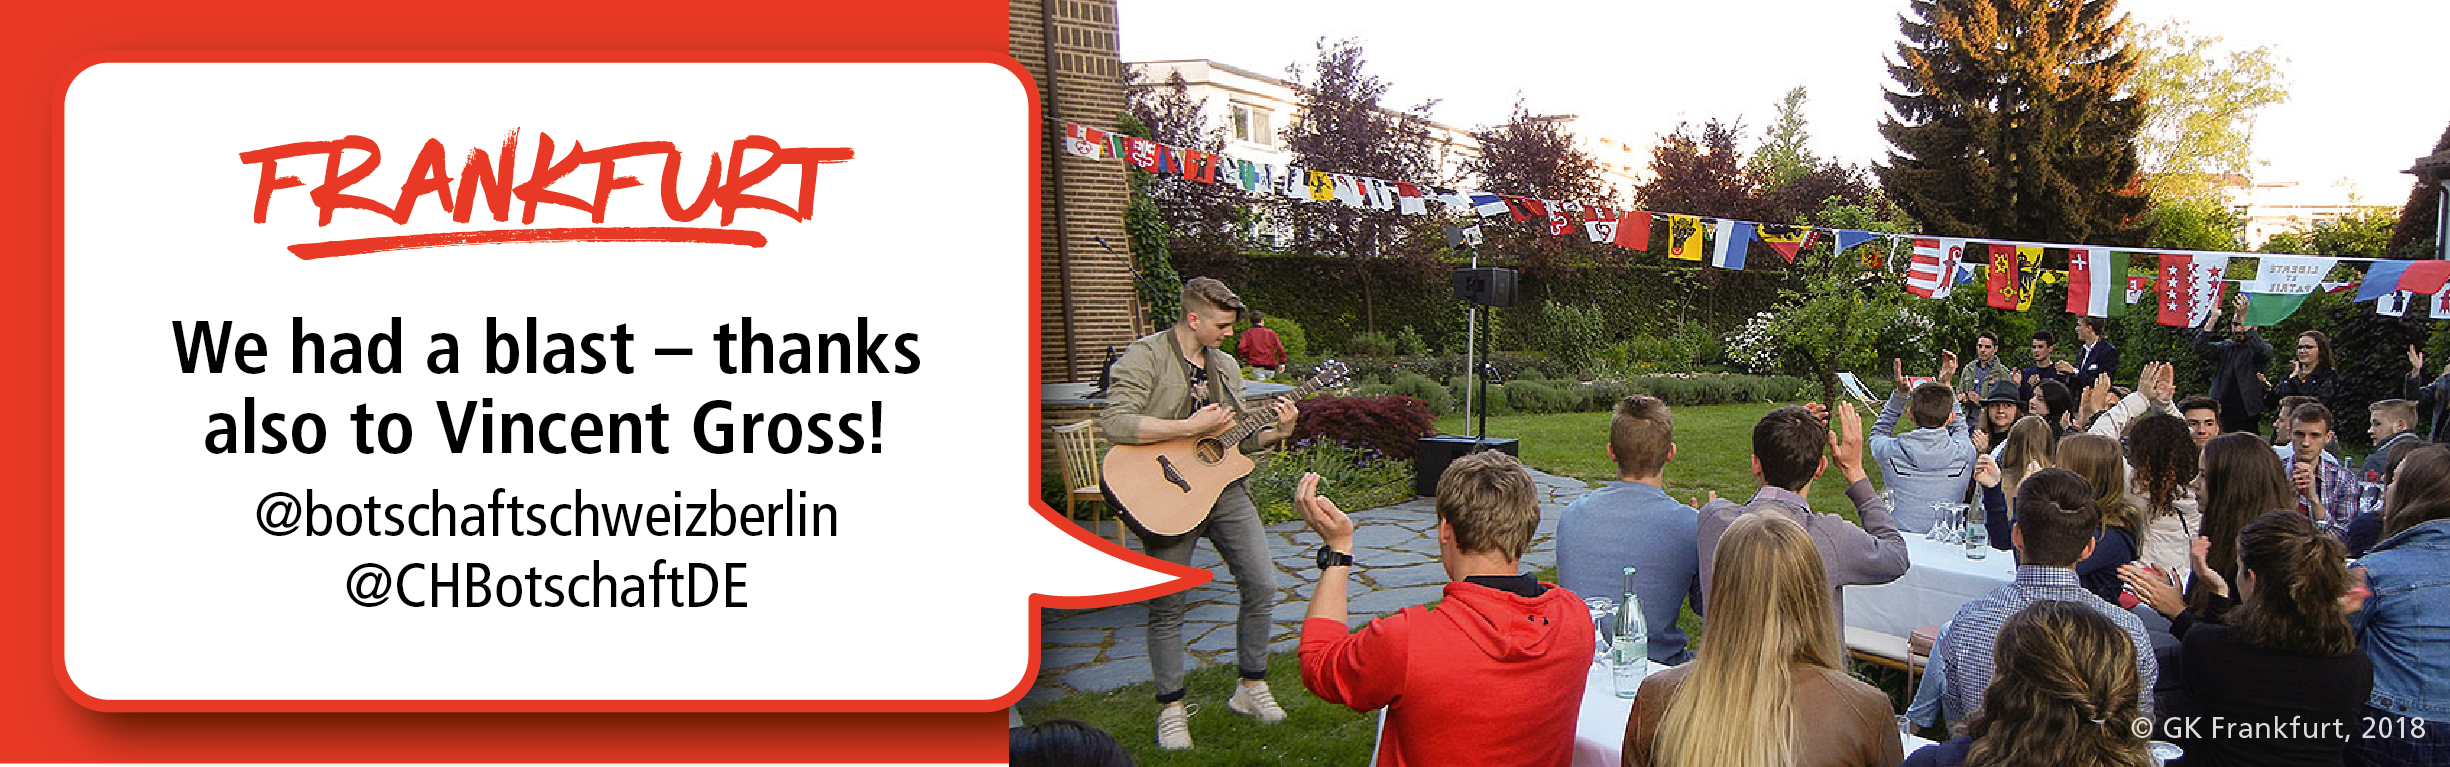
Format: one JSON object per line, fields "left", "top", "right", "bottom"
{"left": 1556, "top": 395, "right": 1705, "bottom": 664}
{"left": 1873, "top": 353, "right": 1977, "bottom": 534}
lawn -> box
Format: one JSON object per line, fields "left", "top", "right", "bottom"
{"left": 1436, "top": 400, "right": 1886, "bottom": 522}
{"left": 1020, "top": 403, "right": 1902, "bottom": 763}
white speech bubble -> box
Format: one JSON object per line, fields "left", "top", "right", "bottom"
{"left": 60, "top": 60, "right": 1191, "bottom": 710}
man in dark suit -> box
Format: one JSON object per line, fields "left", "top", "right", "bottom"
{"left": 2058, "top": 316, "right": 2120, "bottom": 394}
{"left": 2192, "top": 294, "right": 2272, "bottom": 434}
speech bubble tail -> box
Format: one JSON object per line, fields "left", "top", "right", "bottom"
{"left": 1015, "top": 502, "right": 1209, "bottom": 609}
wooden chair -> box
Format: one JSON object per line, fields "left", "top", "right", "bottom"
{"left": 1049, "top": 420, "right": 1121, "bottom": 544}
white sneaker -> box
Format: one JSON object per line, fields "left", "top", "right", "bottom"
{"left": 1228, "top": 681, "right": 1287, "bottom": 724}
{"left": 1156, "top": 703, "right": 1195, "bottom": 750}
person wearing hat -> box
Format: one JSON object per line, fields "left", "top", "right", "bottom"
{"left": 1972, "top": 380, "right": 2025, "bottom": 456}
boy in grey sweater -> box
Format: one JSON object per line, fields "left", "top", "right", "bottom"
{"left": 1872, "top": 354, "right": 1978, "bottom": 533}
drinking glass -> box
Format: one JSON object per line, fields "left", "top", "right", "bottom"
{"left": 1583, "top": 597, "right": 1616, "bottom": 666}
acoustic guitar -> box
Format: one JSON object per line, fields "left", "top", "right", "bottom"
{"left": 1103, "top": 360, "right": 1349, "bottom": 537}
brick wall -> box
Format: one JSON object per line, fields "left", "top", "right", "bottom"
{"left": 1012, "top": 0, "right": 1142, "bottom": 384}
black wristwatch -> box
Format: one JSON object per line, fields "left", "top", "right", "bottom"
{"left": 1315, "top": 546, "right": 1354, "bottom": 570}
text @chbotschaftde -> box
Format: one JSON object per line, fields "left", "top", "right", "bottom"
{"left": 176, "top": 315, "right": 918, "bottom": 455}
{"left": 175, "top": 315, "right": 913, "bottom": 607}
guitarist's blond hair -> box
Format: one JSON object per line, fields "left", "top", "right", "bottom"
{"left": 1180, "top": 277, "right": 1245, "bottom": 319}
{"left": 1432, "top": 451, "right": 1539, "bottom": 561}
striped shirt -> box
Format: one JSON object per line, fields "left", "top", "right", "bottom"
{"left": 1937, "top": 566, "right": 2158, "bottom": 726}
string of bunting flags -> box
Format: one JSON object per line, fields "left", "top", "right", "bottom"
{"left": 1062, "top": 121, "right": 2450, "bottom": 323}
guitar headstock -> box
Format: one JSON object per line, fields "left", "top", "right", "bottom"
{"left": 1309, "top": 359, "right": 1350, "bottom": 389}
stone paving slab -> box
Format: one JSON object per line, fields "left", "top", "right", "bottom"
{"left": 1024, "top": 468, "right": 1595, "bottom": 704}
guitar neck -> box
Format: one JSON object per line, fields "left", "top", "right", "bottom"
{"left": 1216, "top": 374, "right": 1330, "bottom": 447}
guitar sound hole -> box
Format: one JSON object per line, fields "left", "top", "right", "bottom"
{"left": 1195, "top": 439, "right": 1225, "bottom": 464}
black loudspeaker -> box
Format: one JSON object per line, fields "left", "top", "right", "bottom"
{"left": 1452, "top": 267, "right": 1518, "bottom": 307}
{"left": 1414, "top": 436, "right": 1522, "bottom": 497}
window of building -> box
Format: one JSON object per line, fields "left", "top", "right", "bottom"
{"left": 1231, "top": 104, "right": 1272, "bottom": 147}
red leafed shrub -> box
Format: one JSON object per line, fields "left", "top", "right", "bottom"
{"left": 1288, "top": 396, "right": 1437, "bottom": 459}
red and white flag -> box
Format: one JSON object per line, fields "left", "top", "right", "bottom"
{"left": 1906, "top": 238, "right": 1965, "bottom": 298}
{"left": 2156, "top": 254, "right": 2230, "bottom": 327}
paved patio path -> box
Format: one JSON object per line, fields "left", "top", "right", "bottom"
{"left": 1026, "top": 469, "right": 1594, "bottom": 706}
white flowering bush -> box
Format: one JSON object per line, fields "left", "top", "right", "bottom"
{"left": 1724, "top": 312, "right": 1781, "bottom": 374}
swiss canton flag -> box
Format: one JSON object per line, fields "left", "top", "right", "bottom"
{"left": 2157, "top": 254, "right": 2230, "bottom": 327}
{"left": 1906, "top": 238, "right": 1965, "bottom": 298}
{"left": 1906, "top": 239, "right": 1947, "bottom": 297}
{"left": 1759, "top": 225, "right": 1813, "bottom": 262}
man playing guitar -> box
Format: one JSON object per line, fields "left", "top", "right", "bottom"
{"left": 1097, "top": 277, "right": 1299, "bottom": 750}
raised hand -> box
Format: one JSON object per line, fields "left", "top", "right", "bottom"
{"left": 1829, "top": 400, "right": 1868, "bottom": 482}
{"left": 2148, "top": 362, "right": 2177, "bottom": 404}
{"left": 2413, "top": 345, "right": 2429, "bottom": 373}
{"left": 1974, "top": 453, "right": 2001, "bottom": 488}
{"left": 1892, "top": 358, "right": 1911, "bottom": 395}
{"left": 1972, "top": 427, "right": 1991, "bottom": 454}
{"left": 1938, "top": 350, "right": 1960, "bottom": 383}
{"left": 2190, "top": 535, "right": 2229, "bottom": 598}
{"left": 2118, "top": 563, "right": 2185, "bottom": 618}
{"left": 1294, "top": 472, "right": 1355, "bottom": 551}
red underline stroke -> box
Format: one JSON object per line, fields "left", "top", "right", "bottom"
{"left": 286, "top": 227, "right": 768, "bottom": 260}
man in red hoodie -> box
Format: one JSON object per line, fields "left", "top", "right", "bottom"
{"left": 1293, "top": 451, "right": 1592, "bottom": 767}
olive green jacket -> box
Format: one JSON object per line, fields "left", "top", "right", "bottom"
{"left": 1098, "top": 329, "right": 1252, "bottom": 445}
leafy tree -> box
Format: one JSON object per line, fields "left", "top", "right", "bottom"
{"left": 2131, "top": 21, "right": 2289, "bottom": 202}
{"left": 2388, "top": 122, "right": 2450, "bottom": 258}
{"left": 1877, "top": 0, "right": 2151, "bottom": 244}
{"left": 2142, "top": 196, "right": 2247, "bottom": 251}
{"left": 1635, "top": 119, "right": 1755, "bottom": 219}
{"left": 1748, "top": 86, "right": 1817, "bottom": 189}
{"left": 1277, "top": 37, "right": 1448, "bottom": 332}
{"left": 2260, "top": 208, "right": 2399, "bottom": 258}
{"left": 1126, "top": 67, "right": 1250, "bottom": 273}
{"left": 1763, "top": 195, "right": 1920, "bottom": 404}
{"left": 1464, "top": 100, "right": 1608, "bottom": 283}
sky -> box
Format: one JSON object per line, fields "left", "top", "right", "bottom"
{"left": 1118, "top": 0, "right": 2448, "bottom": 205}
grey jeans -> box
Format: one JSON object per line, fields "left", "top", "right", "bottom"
{"left": 1140, "top": 481, "right": 1276, "bottom": 701}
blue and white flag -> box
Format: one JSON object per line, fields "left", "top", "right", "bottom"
{"left": 1470, "top": 192, "right": 1508, "bottom": 217}
{"left": 1711, "top": 220, "right": 1755, "bottom": 271}
{"left": 1833, "top": 229, "right": 1878, "bottom": 253}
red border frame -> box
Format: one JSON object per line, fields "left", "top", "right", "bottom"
{"left": 50, "top": 49, "right": 1202, "bottom": 715}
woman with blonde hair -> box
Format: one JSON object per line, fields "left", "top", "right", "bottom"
{"left": 1976, "top": 416, "right": 2059, "bottom": 548}
{"left": 2035, "top": 434, "right": 2142, "bottom": 602}
{"left": 1903, "top": 601, "right": 2156, "bottom": 767}
{"left": 1622, "top": 513, "right": 1899, "bottom": 767}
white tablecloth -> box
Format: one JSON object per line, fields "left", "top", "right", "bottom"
{"left": 1569, "top": 661, "right": 1934, "bottom": 767}
{"left": 1843, "top": 532, "right": 2017, "bottom": 637}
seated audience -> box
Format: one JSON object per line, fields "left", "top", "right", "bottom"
{"left": 2122, "top": 432, "right": 2294, "bottom": 634}
{"left": 1937, "top": 469, "right": 2157, "bottom": 726}
{"left": 2352, "top": 445, "right": 2450, "bottom": 767}
{"left": 1293, "top": 452, "right": 1590, "bottom": 767}
{"left": 1624, "top": 513, "right": 1902, "bottom": 767}
{"left": 1557, "top": 395, "right": 1703, "bottom": 663}
{"left": 1904, "top": 601, "right": 2156, "bottom": 767}
{"left": 1698, "top": 402, "right": 1907, "bottom": 627}
{"left": 1872, "top": 356, "right": 1976, "bottom": 533}
{"left": 2176, "top": 511, "right": 2373, "bottom": 767}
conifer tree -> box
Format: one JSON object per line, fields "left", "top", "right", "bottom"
{"left": 1877, "top": 0, "right": 2150, "bottom": 245}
